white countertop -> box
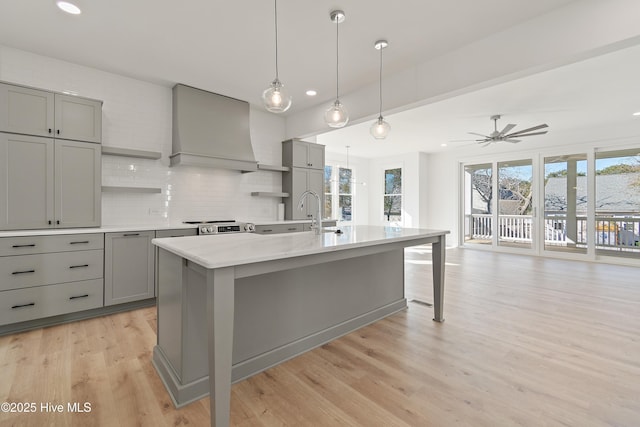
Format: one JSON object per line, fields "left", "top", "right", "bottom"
{"left": 0, "top": 223, "right": 197, "bottom": 238}
{"left": 153, "top": 225, "right": 449, "bottom": 269}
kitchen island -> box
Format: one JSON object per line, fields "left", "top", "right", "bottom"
{"left": 152, "top": 225, "right": 449, "bottom": 427}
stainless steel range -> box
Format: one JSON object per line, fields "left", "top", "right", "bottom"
{"left": 183, "top": 220, "right": 255, "bottom": 235}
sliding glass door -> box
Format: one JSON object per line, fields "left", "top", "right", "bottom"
{"left": 543, "top": 154, "right": 588, "bottom": 254}
{"left": 462, "top": 147, "right": 640, "bottom": 261}
{"left": 594, "top": 148, "right": 640, "bottom": 258}
{"left": 497, "top": 159, "right": 533, "bottom": 249}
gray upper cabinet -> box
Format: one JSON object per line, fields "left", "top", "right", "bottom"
{"left": 0, "top": 134, "right": 100, "bottom": 230}
{"left": 54, "top": 94, "right": 102, "bottom": 143}
{"left": 0, "top": 83, "right": 54, "bottom": 137}
{"left": 0, "top": 134, "right": 54, "bottom": 230}
{"left": 0, "top": 82, "right": 102, "bottom": 143}
{"left": 0, "top": 82, "right": 102, "bottom": 230}
{"left": 55, "top": 139, "right": 101, "bottom": 228}
{"left": 104, "top": 231, "right": 155, "bottom": 306}
{"left": 283, "top": 139, "right": 325, "bottom": 170}
{"left": 282, "top": 139, "right": 325, "bottom": 220}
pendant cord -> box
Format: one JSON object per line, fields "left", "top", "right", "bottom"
{"left": 336, "top": 17, "right": 340, "bottom": 101}
{"left": 378, "top": 46, "right": 383, "bottom": 119}
{"left": 274, "top": 0, "right": 279, "bottom": 80}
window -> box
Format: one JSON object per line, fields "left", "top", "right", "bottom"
{"left": 383, "top": 167, "right": 402, "bottom": 222}
{"left": 324, "top": 165, "right": 354, "bottom": 222}
{"left": 324, "top": 166, "right": 333, "bottom": 220}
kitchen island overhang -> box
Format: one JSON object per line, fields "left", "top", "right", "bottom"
{"left": 152, "top": 225, "right": 449, "bottom": 427}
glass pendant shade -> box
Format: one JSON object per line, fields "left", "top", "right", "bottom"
{"left": 370, "top": 116, "right": 391, "bottom": 139}
{"left": 325, "top": 100, "right": 349, "bottom": 128}
{"left": 371, "top": 39, "right": 390, "bottom": 139}
{"left": 263, "top": 0, "right": 291, "bottom": 114}
{"left": 262, "top": 78, "right": 292, "bottom": 113}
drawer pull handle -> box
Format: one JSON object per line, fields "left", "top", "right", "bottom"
{"left": 287, "top": 227, "right": 298, "bottom": 231}
{"left": 12, "top": 244, "right": 36, "bottom": 248}
{"left": 69, "top": 241, "right": 90, "bottom": 245}
{"left": 12, "top": 269, "right": 35, "bottom": 275}
{"left": 123, "top": 233, "right": 140, "bottom": 237}
{"left": 12, "top": 302, "right": 35, "bottom": 309}
{"left": 263, "top": 229, "right": 273, "bottom": 232}
{"left": 69, "top": 294, "right": 89, "bottom": 300}
{"left": 69, "top": 264, "right": 89, "bottom": 269}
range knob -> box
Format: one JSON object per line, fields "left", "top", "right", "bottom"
{"left": 244, "top": 223, "right": 255, "bottom": 232}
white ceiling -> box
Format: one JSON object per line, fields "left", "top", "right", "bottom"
{"left": 1, "top": 0, "right": 638, "bottom": 158}
{"left": 318, "top": 42, "right": 640, "bottom": 158}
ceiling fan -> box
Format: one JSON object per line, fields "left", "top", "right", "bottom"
{"left": 467, "top": 115, "right": 549, "bottom": 146}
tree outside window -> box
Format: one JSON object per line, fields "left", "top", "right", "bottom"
{"left": 384, "top": 168, "right": 402, "bottom": 222}
{"left": 324, "top": 166, "right": 333, "bottom": 219}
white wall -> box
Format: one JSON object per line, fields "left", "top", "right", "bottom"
{"left": 366, "top": 152, "right": 429, "bottom": 228}
{"left": 0, "top": 45, "right": 287, "bottom": 226}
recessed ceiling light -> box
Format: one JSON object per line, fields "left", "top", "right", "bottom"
{"left": 56, "top": 1, "right": 81, "bottom": 15}
{"left": 440, "top": 143, "right": 448, "bottom": 147}
{"left": 305, "top": 89, "right": 317, "bottom": 96}
{"left": 633, "top": 111, "right": 640, "bottom": 116}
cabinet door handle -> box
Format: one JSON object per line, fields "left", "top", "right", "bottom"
{"left": 12, "top": 269, "right": 35, "bottom": 275}
{"left": 48, "top": 220, "right": 52, "bottom": 225}
{"left": 123, "top": 233, "right": 140, "bottom": 237}
{"left": 12, "top": 244, "right": 36, "bottom": 248}
{"left": 56, "top": 220, "right": 60, "bottom": 225}
{"left": 12, "top": 302, "right": 35, "bottom": 309}
{"left": 56, "top": 129, "right": 60, "bottom": 135}
{"left": 69, "top": 264, "right": 89, "bottom": 269}
{"left": 48, "top": 128, "right": 52, "bottom": 134}
{"left": 69, "top": 241, "right": 90, "bottom": 245}
{"left": 69, "top": 294, "right": 89, "bottom": 300}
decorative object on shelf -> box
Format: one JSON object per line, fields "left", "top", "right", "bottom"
{"left": 370, "top": 39, "right": 391, "bottom": 139}
{"left": 262, "top": 0, "right": 292, "bottom": 113}
{"left": 324, "top": 10, "right": 349, "bottom": 128}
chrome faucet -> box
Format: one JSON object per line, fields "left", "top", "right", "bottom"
{"left": 297, "top": 190, "right": 322, "bottom": 235}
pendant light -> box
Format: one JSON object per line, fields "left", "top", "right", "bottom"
{"left": 325, "top": 10, "right": 349, "bottom": 128}
{"left": 262, "top": 0, "right": 291, "bottom": 113}
{"left": 370, "top": 40, "right": 390, "bottom": 139}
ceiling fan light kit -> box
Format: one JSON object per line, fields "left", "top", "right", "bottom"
{"left": 370, "top": 39, "right": 390, "bottom": 139}
{"left": 325, "top": 9, "right": 349, "bottom": 128}
{"left": 470, "top": 114, "right": 549, "bottom": 147}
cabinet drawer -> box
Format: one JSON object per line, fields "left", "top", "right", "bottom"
{"left": 0, "top": 249, "right": 103, "bottom": 291}
{"left": 255, "top": 223, "right": 304, "bottom": 234}
{"left": 155, "top": 228, "right": 197, "bottom": 238}
{"left": 0, "top": 233, "right": 103, "bottom": 256}
{"left": 0, "top": 279, "right": 103, "bottom": 326}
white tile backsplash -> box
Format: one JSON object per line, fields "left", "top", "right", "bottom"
{"left": 1, "top": 44, "right": 287, "bottom": 226}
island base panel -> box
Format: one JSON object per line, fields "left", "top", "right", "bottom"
{"left": 154, "top": 248, "right": 406, "bottom": 407}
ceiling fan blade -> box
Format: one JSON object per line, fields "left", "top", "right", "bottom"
{"left": 506, "top": 124, "right": 548, "bottom": 136}
{"left": 468, "top": 132, "right": 490, "bottom": 138}
{"left": 504, "top": 139, "right": 521, "bottom": 143}
{"left": 508, "top": 131, "right": 548, "bottom": 138}
{"left": 498, "top": 124, "right": 516, "bottom": 137}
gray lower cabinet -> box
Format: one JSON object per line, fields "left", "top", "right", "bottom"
{"left": 104, "top": 231, "right": 155, "bottom": 306}
{"left": 0, "top": 133, "right": 101, "bottom": 230}
{"left": 0, "top": 233, "right": 104, "bottom": 326}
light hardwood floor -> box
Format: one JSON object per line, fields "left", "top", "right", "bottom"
{"left": 1, "top": 248, "right": 639, "bottom": 426}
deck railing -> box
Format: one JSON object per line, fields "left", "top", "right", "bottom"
{"left": 466, "top": 212, "right": 640, "bottom": 253}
